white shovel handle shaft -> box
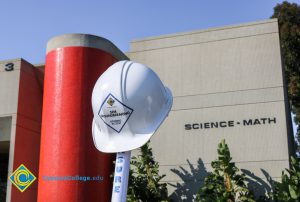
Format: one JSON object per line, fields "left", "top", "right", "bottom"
{"left": 111, "top": 151, "right": 131, "bottom": 202}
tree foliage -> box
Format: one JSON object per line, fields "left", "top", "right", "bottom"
{"left": 271, "top": 1, "right": 300, "bottom": 152}
{"left": 269, "top": 156, "right": 300, "bottom": 202}
{"left": 196, "top": 139, "right": 255, "bottom": 202}
{"left": 127, "top": 142, "right": 168, "bottom": 202}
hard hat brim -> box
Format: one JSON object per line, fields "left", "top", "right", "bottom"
{"left": 92, "top": 87, "right": 173, "bottom": 153}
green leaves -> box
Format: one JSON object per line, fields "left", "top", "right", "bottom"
{"left": 197, "top": 138, "right": 300, "bottom": 202}
{"left": 196, "top": 139, "right": 255, "bottom": 202}
{"left": 127, "top": 142, "right": 168, "bottom": 202}
{"left": 269, "top": 156, "right": 300, "bottom": 201}
{"left": 288, "top": 185, "right": 297, "bottom": 199}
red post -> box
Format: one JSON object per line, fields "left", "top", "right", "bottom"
{"left": 38, "top": 34, "right": 128, "bottom": 202}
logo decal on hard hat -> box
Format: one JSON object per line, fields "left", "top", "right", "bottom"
{"left": 98, "top": 94, "right": 133, "bottom": 133}
{"left": 107, "top": 97, "right": 115, "bottom": 106}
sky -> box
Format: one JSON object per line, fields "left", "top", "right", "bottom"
{"left": 0, "top": 0, "right": 299, "bottom": 65}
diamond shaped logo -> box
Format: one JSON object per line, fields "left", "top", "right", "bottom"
{"left": 98, "top": 94, "right": 133, "bottom": 133}
{"left": 9, "top": 164, "right": 36, "bottom": 192}
{"left": 107, "top": 97, "right": 115, "bottom": 106}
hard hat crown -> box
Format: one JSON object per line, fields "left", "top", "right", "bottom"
{"left": 92, "top": 60, "right": 172, "bottom": 153}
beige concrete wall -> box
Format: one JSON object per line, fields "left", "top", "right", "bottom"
{"left": 0, "top": 59, "right": 21, "bottom": 173}
{"left": 0, "top": 117, "right": 12, "bottom": 142}
{"left": 0, "top": 59, "right": 21, "bottom": 202}
{"left": 128, "top": 19, "right": 292, "bottom": 199}
{"left": 0, "top": 59, "right": 21, "bottom": 117}
{"left": 1, "top": 59, "right": 44, "bottom": 202}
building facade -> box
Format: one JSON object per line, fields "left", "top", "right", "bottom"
{"left": 0, "top": 59, "right": 43, "bottom": 201}
{"left": 128, "top": 19, "right": 294, "bottom": 200}
{"left": 0, "top": 19, "right": 294, "bottom": 201}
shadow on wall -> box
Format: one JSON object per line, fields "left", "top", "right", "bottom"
{"left": 169, "top": 159, "right": 274, "bottom": 201}
{"left": 168, "top": 159, "right": 207, "bottom": 202}
{"left": 241, "top": 168, "right": 272, "bottom": 198}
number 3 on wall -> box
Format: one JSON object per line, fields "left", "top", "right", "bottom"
{"left": 5, "top": 63, "right": 14, "bottom": 71}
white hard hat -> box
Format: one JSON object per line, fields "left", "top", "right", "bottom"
{"left": 92, "top": 60, "right": 173, "bottom": 153}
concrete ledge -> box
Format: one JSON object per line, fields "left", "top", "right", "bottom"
{"left": 47, "top": 34, "right": 129, "bottom": 60}
{"left": 158, "top": 160, "right": 289, "bottom": 182}
{"left": 172, "top": 86, "right": 284, "bottom": 111}
{"left": 130, "top": 19, "right": 278, "bottom": 52}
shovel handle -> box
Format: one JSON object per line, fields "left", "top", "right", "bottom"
{"left": 111, "top": 151, "right": 131, "bottom": 202}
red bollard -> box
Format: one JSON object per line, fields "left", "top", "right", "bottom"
{"left": 38, "top": 34, "right": 128, "bottom": 202}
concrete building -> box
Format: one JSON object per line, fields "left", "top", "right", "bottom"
{"left": 128, "top": 19, "right": 294, "bottom": 200}
{"left": 0, "top": 59, "right": 44, "bottom": 201}
{"left": 0, "top": 19, "right": 294, "bottom": 201}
